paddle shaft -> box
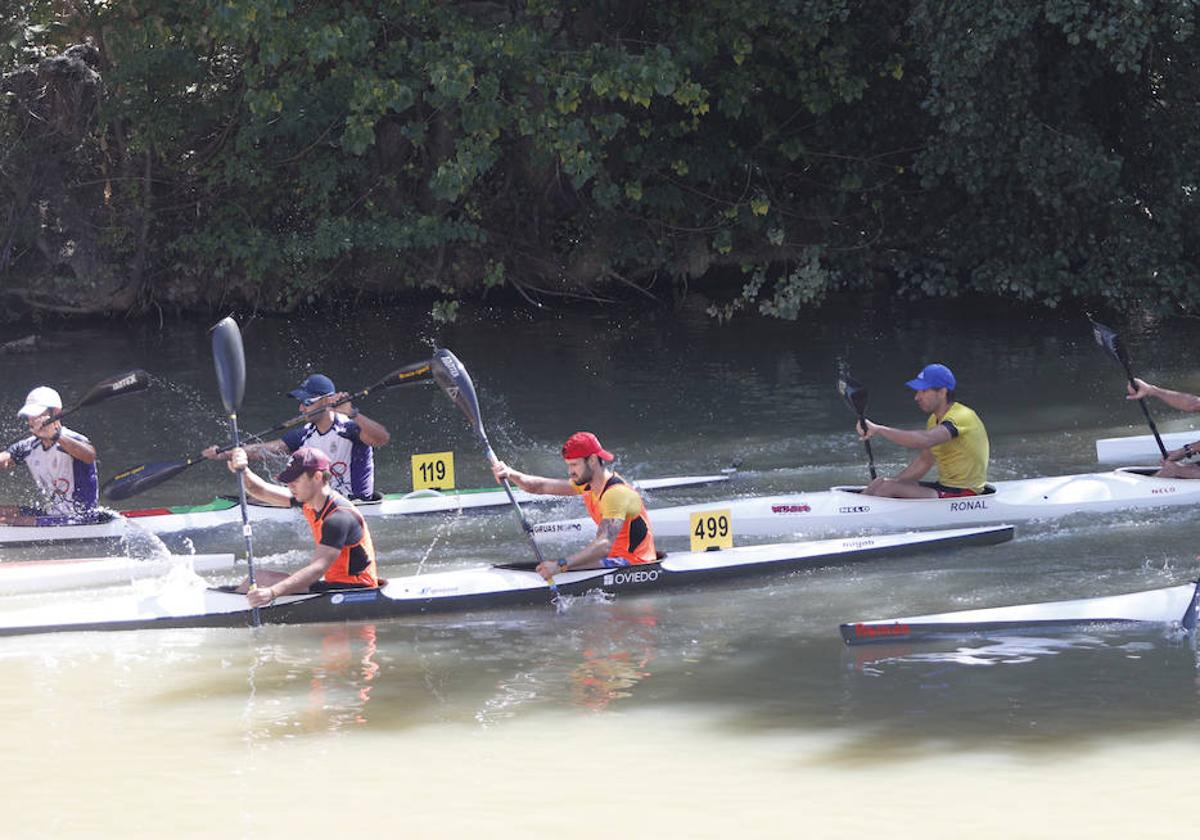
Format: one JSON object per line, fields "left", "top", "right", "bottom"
{"left": 1119, "top": 363, "right": 1169, "bottom": 460}
{"left": 103, "top": 363, "right": 431, "bottom": 500}
{"left": 856, "top": 412, "right": 878, "bottom": 480}
{"left": 481, "top": 435, "right": 547, "bottom": 567}
{"left": 1091, "top": 319, "right": 1168, "bottom": 460}
{"left": 430, "top": 348, "right": 555, "bottom": 588}
{"left": 211, "top": 317, "right": 259, "bottom": 627}
{"left": 838, "top": 375, "right": 877, "bottom": 481}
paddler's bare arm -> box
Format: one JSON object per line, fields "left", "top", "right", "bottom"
{"left": 246, "top": 545, "right": 338, "bottom": 607}
{"left": 536, "top": 518, "right": 624, "bottom": 579}
{"left": 226, "top": 447, "right": 292, "bottom": 507}
{"left": 491, "top": 460, "right": 577, "bottom": 495}
{"left": 858, "top": 418, "right": 953, "bottom": 450}
{"left": 894, "top": 448, "right": 936, "bottom": 481}
{"left": 1127, "top": 379, "right": 1200, "bottom": 412}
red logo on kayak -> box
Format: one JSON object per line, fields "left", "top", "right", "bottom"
{"left": 853, "top": 622, "right": 910, "bottom": 639}
{"left": 771, "top": 504, "right": 811, "bottom": 514}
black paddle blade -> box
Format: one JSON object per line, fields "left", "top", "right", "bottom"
{"left": 837, "top": 375, "right": 869, "bottom": 416}
{"left": 102, "top": 458, "right": 195, "bottom": 501}
{"left": 76, "top": 369, "right": 152, "bottom": 409}
{"left": 211, "top": 317, "right": 246, "bottom": 415}
{"left": 1089, "top": 319, "right": 1129, "bottom": 367}
{"left": 378, "top": 359, "right": 434, "bottom": 390}
{"left": 430, "top": 348, "right": 485, "bottom": 438}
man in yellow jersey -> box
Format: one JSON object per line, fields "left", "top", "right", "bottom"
{"left": 1124, "top": 378, "right": 1200, "bottom": 478}
{"left": 856, "top": 363, "right": 990, "bottom": 498}
{"left": 491, "top": 432, "right": 658, "bottom": 580}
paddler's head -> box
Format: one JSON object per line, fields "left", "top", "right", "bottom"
{"left": 276, "top": 446, "right": 332, "bottom": 504}
{"left": 288, "top": 373, "right": 336, "bottom": 409}
{"left": 561, "top": 431, "right": 614, "bottom": 488}
{"left": 905, "top": 363, "right": 956, "bottom": 413}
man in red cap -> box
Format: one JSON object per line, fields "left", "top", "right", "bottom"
{"left": 492, "top": 432, "right": 659, "bottom": 579}
{"left": 225, "top": 445, "right": 379, "bottom": 607}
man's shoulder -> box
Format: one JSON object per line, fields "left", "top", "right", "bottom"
{"left": 60, "top": 427, "right": 90, "bottom": 444}
{"left": 7, "top": 436, "right": 36, "bottom": 460}
{"left": 947, "top": 402, "right": 983, "bottom": 424}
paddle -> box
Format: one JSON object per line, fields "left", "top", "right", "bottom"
{"left": 837, "top": 374, "right": 877, "bottom": 480}
{"left": 101, "top": 359, "right": 434, "bottom": 501}
{"left": 1089, "top": 319, "right": 1168, "bottom": 460}
{"left": 428, "top": 348, "right": 554, "bottom": 588}
{"left": 211, "top": 316, "right": 260, "bottom": 627}
{"left": 3, "top": 370, "right": 151, "bottom": 450}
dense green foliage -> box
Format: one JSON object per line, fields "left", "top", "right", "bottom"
{"left": 1, "top": 1, "right": 1198, "bottom": 319}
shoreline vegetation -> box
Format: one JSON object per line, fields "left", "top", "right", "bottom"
{"left": 2, "top": 2, "right": 1198, "bottom": 323}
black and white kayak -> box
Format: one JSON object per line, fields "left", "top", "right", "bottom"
{"left": 0, "top": 524, "right": 1012, "bottom": 637}
{"left": 0, "top": 553, "right": 238, "bottom": 596}
{"left": 840, "top": 578, "right": 1200, "bottom": 645}
{"left": 533, "top": 467, "right": 1200, "bottom": 542}
{"left": 0, "top": 473, "right": 730, "bottom": 549}
{"left": 1095, "top": 431, "right": 1196, "bottom": 464}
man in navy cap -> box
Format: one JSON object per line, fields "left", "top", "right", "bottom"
{"left": 203, "top": 372, "right": 390, "bottom": 500}
{"left": 855, "top": 363, "right": 990, "bottom": 498}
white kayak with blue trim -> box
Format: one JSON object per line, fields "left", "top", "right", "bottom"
{"left": 533, "top": 467, "right": 1200, "bottom": 542}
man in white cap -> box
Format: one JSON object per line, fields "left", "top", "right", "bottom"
{"left": 856, "top": 363, "right": 990, "bottom": 498}
{"left": 201, "top": 372, "right": 390, "bottom": 501}
{"left": 0, "top": 386, "right": 99, "bottom": 524}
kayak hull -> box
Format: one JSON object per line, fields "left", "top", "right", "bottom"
{"left": 0, "top": 524, "right": 1012, "bottom": 637}
{"left": 840, "top": 580, "right": 1199, "bottom": 645}
{"left": 534, "top": 468, "right": 1200, "bottom": 541}
{"left": 0, "top": 474, "right": 730, "bottom": 548}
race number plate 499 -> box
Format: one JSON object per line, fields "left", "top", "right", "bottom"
{"left": 689, "top": 509, "right": 732, "bottom": 552}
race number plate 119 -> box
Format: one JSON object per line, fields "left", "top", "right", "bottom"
{"left": 689, "top": 509, "right": 732, "bottom": 552}
{"left": 412, "top": 451, "right": 455, "bottom": 491}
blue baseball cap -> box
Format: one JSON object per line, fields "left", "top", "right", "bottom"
{"left": 905, "top": 364, "right": 956, "bottom": 391}
{"left": 287, "top": 373, "right": 336, "bottom": 402}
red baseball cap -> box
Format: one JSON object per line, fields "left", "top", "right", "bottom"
{"left": 561, "top": 431, "right": 613, "bottom": 461}
{"left": 276, "top": 447, "right": 331, "bottom": 482}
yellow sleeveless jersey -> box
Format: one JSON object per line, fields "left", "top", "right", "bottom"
{"left": 926, "top": 402, "right": 989, "bottom": 493}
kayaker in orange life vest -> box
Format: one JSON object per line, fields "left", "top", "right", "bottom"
{"left": 491, "top": 432, "right": 659, "bottom": 581}
{"left": 225, "top": 445, "right": 379, "bottom": 608}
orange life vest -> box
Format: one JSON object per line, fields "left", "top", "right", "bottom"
{"left": 302, "top": 493, "right": 378, "bottom": 587}
{"left": 581, "top": 475, "right": 658, "bottom": 565}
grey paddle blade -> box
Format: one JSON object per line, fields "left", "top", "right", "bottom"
{"left": 211, "top": 317, "right": 246, "bottom": 415}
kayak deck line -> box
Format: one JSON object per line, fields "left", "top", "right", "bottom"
{"left": 534, "top": 467, "right": 1200, "bottom": 542}
{"left": 840, "top": 578, "right": 1200, "bottom": 646}
{"left": 0, "top": 524, "right": 1013, "bottom": 637}
{"left": 0, "top": 473, "right": 731, "bottom": 548}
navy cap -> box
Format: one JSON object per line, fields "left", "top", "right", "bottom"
{"left": 287, "top": 373, "right": 336, "bottom": 402}
{"left": 905, "top": 364, "right": 956, "bottom": 391}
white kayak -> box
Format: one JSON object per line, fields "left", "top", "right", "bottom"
{"left": 1095, "top": 430, "right": 1196, "bottom": 464}
{"left": 0, "top": 525, "right": 1012, "bottom": 636}
{"left": 840, "top": 579, "right": 1200, "bottom": 645}
{"left": 0, "top": 473, "right": 729, "bottom": 549}
{"left": 0, "top": 554, "right": 238, "bottom": 595}
{"left": 533, "top": 467, "right": 1200, "bottom": 542}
